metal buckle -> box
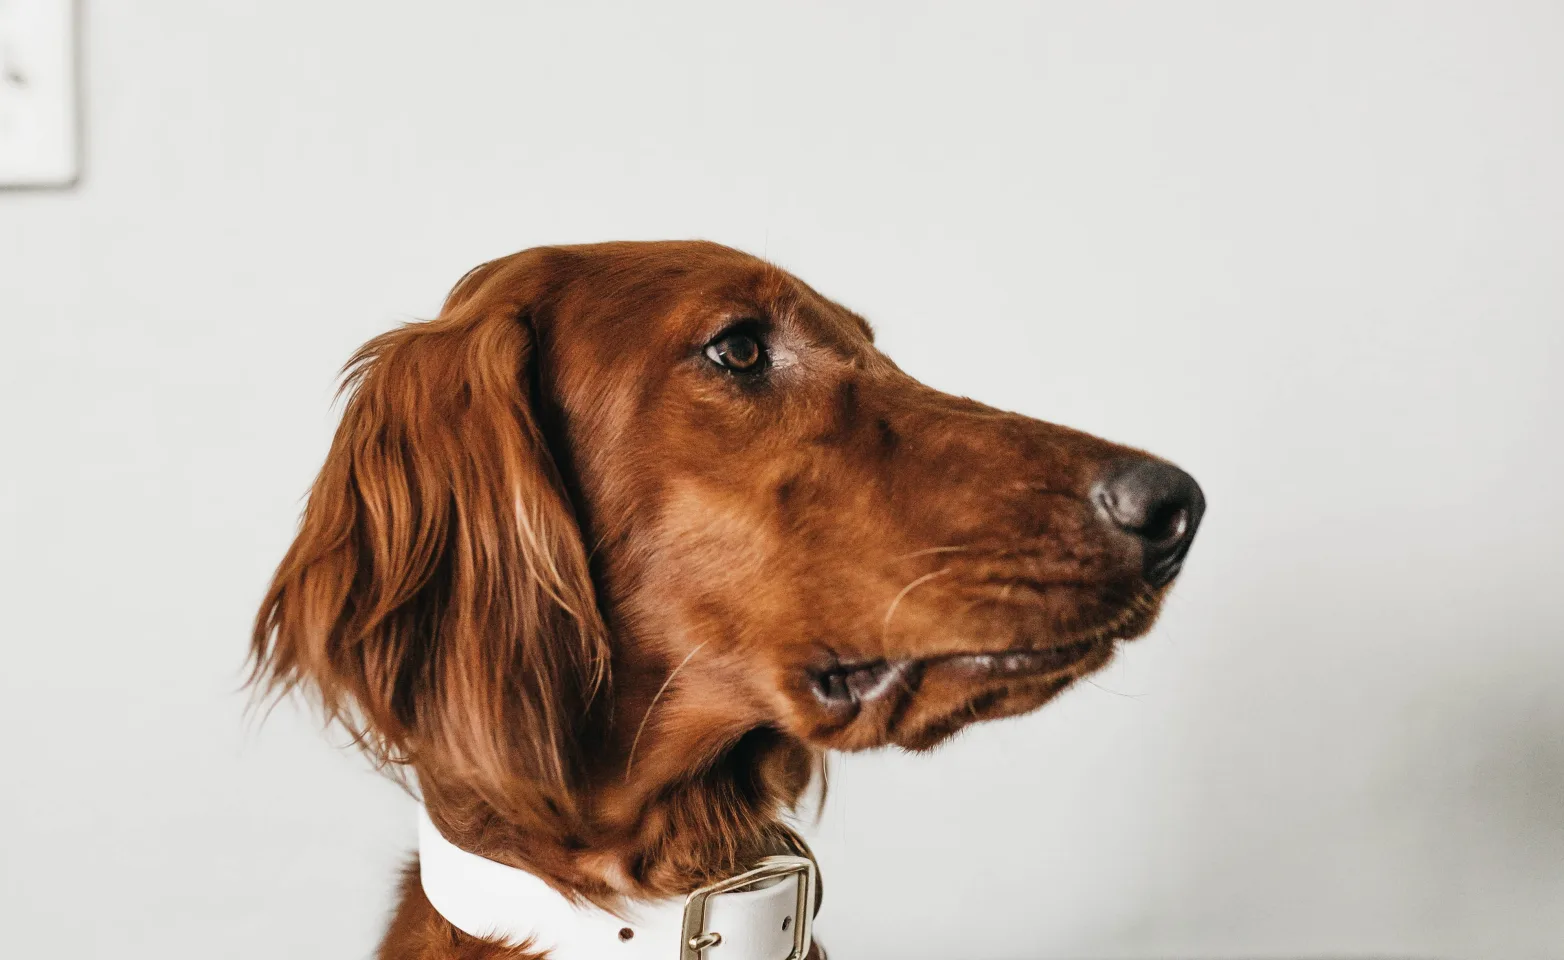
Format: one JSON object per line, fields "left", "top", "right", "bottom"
{"left": 679, "top": 855, "right": 815, "bottom": 960}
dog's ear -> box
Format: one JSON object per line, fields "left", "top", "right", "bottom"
{"left": 250, "top": 251, "right": 608, "bottom": 824}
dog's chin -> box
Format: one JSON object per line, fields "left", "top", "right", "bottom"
{"left": 785, "top": 596, "right": 1165, "bottom": 752}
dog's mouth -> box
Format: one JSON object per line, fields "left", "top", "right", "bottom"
{"left": 781, "top": 577, "right": 1169, "bottom": 751}
{"left": 810, "top": 638, "right": 1102, "bottom": 704}
{"left": 796, "top": 635, "right": 1118, "bottom": 751}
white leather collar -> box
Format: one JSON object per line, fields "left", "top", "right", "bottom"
{"left": 417, "top": 807, "right": 816, "bottom": 960}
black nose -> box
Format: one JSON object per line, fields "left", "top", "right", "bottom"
{"left": 1093, "top": 459, "right": 1205, "bottom": 587}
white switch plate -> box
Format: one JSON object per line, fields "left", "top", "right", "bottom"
{"left": 0, "top": 0, "right": 77, "bottom": 187}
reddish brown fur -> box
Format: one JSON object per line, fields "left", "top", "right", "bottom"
{"left": 251, "top": 241, "right": 1187, "bottom": 959}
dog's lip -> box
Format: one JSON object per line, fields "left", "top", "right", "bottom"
{"left": 929, "top": 639, "right": 1106, "bottom": 677}
{"left": 806, "top": 638, "right": 1111, "bottom": 707}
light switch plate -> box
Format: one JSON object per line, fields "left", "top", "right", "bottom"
{"left": 0, "top": 0, "right": 77, "bottom": 188}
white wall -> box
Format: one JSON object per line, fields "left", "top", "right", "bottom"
{"left": 3, "top": 2, "right": 1561, "bottom": 957}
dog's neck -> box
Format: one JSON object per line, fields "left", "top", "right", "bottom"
{"left": 418, "top": 713, "right": 820, "bottom": 907}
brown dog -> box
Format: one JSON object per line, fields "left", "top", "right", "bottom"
{"left": 250, "top": 241, "right": 1204, "bottom": 959}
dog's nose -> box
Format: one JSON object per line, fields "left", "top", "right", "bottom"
{"left": 1093, "top": 459, "right": 1205, "bottom": 587}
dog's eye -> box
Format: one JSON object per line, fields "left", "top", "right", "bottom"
{"left": 704, "top": 329, "right": 768, "bottom": 373}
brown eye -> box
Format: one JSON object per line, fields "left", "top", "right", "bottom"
{"left": 704, "top": 329, "right": 767, "bottom": 373}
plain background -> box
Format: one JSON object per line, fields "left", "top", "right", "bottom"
{"left": 3, "top": 2, "right": 1562, "bottom": 958}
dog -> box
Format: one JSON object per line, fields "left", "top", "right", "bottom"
{"left": 250, "top": 240, "right": 1204, "bottom": 960}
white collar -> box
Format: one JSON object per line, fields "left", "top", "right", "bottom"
{"left": 417, "top": 806, "right": 816, "bottom": 960}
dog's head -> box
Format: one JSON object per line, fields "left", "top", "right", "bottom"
{"left": 252, "top": 241, "right": 1202, "bottom": 878}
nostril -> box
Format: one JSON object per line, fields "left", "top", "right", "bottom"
{"left": 1142, "top": 503, "right": 1189, "bottom": 546}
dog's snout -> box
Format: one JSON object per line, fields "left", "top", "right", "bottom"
{"left": 1093, "top": 459, "right": 1205, "bottom": 587}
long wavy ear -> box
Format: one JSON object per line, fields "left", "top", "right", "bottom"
{"left": 250, "top": 252, "right": 608, "bottom": 825}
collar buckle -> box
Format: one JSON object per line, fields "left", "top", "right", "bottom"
{"left": 679, "top": 855, "right": 815, "bottom": 960}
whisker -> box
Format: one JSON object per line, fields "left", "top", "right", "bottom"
{"left": 890, "top": 545, "right": 971, "bottom": 562}
{"left": 880, "top": 567, "right": 954, "bottom": 641}
{"left": 624, "top": 640, "right": 710, "bottom": 781}
{"left": 1084, "top": 678, "right": 1145, "bottom": 701}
